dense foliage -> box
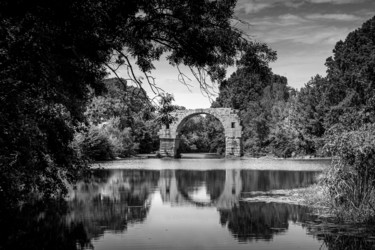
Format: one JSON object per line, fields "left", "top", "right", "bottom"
{"left": 298, "top": 16, "right": 375, "bottom": 154}
{"left": 178, "top": 115, "right": 225, "bottom": 154}
{"left": 212, "top": 15, "right": 375, "bottom": 160}
{"left": 318, "top": 16, "right": 375, "bottom": 222}
{"left": 0, "top": 0, "right": 248, "bottom": 207}
{"left": 323, "top": 124, "right": 375, "bottom": 222}
{"left": 212, "top": 45, "right": 294, "bottom": 157}
{"left": 75, "top": 78, "right": 159, "bottom": 161}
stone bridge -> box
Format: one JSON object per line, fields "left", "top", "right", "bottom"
{"left": 158, "top": 108, "right": 242, "bottom": 157}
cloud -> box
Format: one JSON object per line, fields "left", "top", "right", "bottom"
{"left": 236, "top": 0, "right": 274, "bottom": 14}
{"left": 308, "top": 0, "right": 364, "bottom": 4}
{"left": 283, "top": 1, "right": 305, "bottom": 8}
{"left": 236, "top": 0, "right": 365, "bottom": 13}
{"left": 257, "top": 23, "right": 351, "bottom": 45}
{"left": 244, "top": 13, "right": 352, "bottom": 45}
{"left": 249, "top": 14, "right": 307, "bottom": 28}
{"left": 278, "top": 14, "right": 307, "bottom": 23}
{"left": 306, "top": 13, "right": 360, "bottom": 21}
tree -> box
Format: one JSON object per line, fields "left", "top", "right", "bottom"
{"left": 213, "top": 45, "right": 294, "bottom": 156}
{"left": 285, "top": 75, "right": 328, "bottom": 156}
{"left": 85, "top": 78, "right": 151, "bottom": 129}
{"left": 0, "top": 0, "right": 248, "bottom": 207}
{"left": 324, "top": 15, "right": 375, "bottom": 129}
{"left": 288, "top": 15, "right": 375, "bottom": 156}
{"left": 155, "top": 93, "right": 178, "bottom": 128}
{"left": 310, "top": 15, "right": 375, "bottom": 221}
{"left": 81, "top": 78, "right": 158, "bottom": 158}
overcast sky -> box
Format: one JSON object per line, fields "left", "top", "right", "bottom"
{"left": 117, "top": 0, "right": 375, "bottom": 109}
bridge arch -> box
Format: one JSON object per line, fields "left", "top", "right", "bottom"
{"left": 174, "top": 170, "right": 226, "bottom": 207}
{"left": 158, "top": 169, "right": 243, "bottom": 209}
{"left": 158, "top": 108, "right": 242, "bottom": 157}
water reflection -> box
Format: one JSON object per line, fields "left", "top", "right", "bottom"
{"left": 219, "top": 202, "right": 311, "bottom": 242}
{"left": 161, "top": 169, "right": 318, "bottom": 209}
{"left": 67, "top": 170, "right": 160, "bottom": 238}
{"left": 0, "top": 201, "right": 92, "bottom": 250}
{"left": 2, "top": 166, "right": 375, "bottom": 250}
{"left": 241, "top": 170, "right": 320, "bottom": 192}
{"left": 67, "top": 169, "right": 321, "bottom": 244}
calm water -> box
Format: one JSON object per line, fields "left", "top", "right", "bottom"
{"left": 2, "top": 155, "right": 375, "bottom": 250}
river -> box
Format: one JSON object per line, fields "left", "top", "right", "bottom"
{"left": 3, "top": 154, "right": 375, "bottom": 249}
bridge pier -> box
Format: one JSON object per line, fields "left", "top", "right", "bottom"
{"left": 225, "top": 137, "right": 242, "bottom": 157}
{"left": 159, "top": 138, "right": 180, "bottom": 157}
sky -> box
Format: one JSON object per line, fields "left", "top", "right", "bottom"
{"left": 116, "top": 0, "right": 375, "bottom": 109}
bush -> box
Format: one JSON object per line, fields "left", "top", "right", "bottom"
{"left": 76, "top": 117, "right": 134, "bottom": 161}
{"left": 269, "top": 127, "right": 296, "bottom": 158}
{"left": 322, "top": 124, "right": 375, "bottom": 223}
{"left": 102, "top": 117, "right": 134, "bottom": 157}
{"left": 78, "top": 127, "right": 115, "bottom": 161}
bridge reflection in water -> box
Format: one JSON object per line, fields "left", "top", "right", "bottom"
{"left": 69, "top": 169, "right": 317, "bottom": 210}
{"left": 159, "top": 169, "right": 242, "bottom": 209}
{"left": 66, "top": 169, "right": 320, "bottom": 241}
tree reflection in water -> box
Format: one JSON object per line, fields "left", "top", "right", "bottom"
{"left": 67, "top": 170, "right": 160, "bottom": 238}
{"left": 0, "top": 200, "right": 92, "bottom": 250}
{"left": 1, "top": 168, "right": 375, "bottom": 250}
{"left": 0, "top": 170, "right": 160, "bottom": 250}
{"left": 240, "top": 170, "right": 319, "bottom": 193}
{"left": 219, "top": 201, "right": 375, "bottom": 249}
{"left": 219, "top": 202, "right": 312, "bottom": 241}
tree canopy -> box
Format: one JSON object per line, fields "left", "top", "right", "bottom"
{"left": 212, "top": 15, "right": 375, "bottom": 158}
{"left": 212, "top": 46, "right": 293, "bottom": 156}
{"left": 0, "top": 0, "right": 249, "bottom": 207}
{"left": 324, "top": 15, "right": 375, "bottom": 130}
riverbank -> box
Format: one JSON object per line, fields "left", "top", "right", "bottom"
{"left": 94, "top": 152, "right": 333, "bottom": 162}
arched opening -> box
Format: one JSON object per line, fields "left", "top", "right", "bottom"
{"left": 158, "top": 108, "right": 242, "bottom": 158}
{"left": 175, "top": 113, "right": 225, "bottom": 158}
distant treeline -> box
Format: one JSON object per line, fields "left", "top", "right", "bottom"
{"left": 212, "top": 15, "right": 375, "bottom": 159}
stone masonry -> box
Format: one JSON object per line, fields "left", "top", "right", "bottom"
{"left": 158, "top": 108, "right": 242, "bottom": 157}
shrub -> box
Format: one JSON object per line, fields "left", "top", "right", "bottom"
{"left": 76, "top": 117, "right": 134, "bottom": 161}
{"left": 79, "top": 127, "right": 115, "bottom": 161}
{"left": 269, "top": 127, "right": 296, "bottom": 158}
{"left": 102, "top": 117, "right": 134, "bottom": 157}
{"left": 322, "top": 124, "right": 375, "bottom": 223}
